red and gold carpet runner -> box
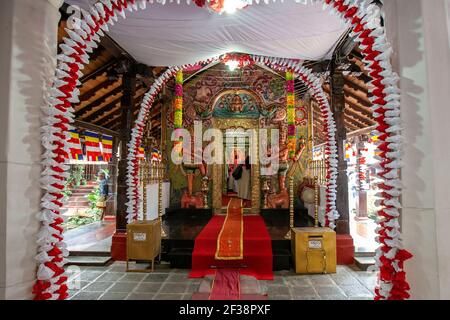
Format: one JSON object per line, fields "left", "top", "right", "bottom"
{"left": 215, "top": 197, "right": 243, "bottom": 260}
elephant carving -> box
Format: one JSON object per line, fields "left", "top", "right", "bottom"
{"left": 267, "top": 189, "right": 289, "bottom": 209}
{"left": 181, "top": 190, "right": 204, "bottom": 209}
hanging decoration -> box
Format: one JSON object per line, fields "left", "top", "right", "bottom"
{"left": 137, "top": 146, "right": 145, "bottom": 159}
{"left": 322, "top": 0, "right": 412, "bottom": 300}
{"left": 39, "top": 0, "right": 411, "bottom": 301}
{"left": 222, "top": 53, "right": 254, "bottom": 71}
{"left": 295, "top": 105, "right": 308, "bottom": 127}
{"left": 68, "top": 130, "right": 83, "bottom": 160}
{"left": 286, "top": 71, "right": 296, "bottom": 160}
{"left": 173, "top": 70, "right": 184, "bottom": 161}
{"left": 101, "top": 134, "right": 113, "bottom": 162}
{"left": 84, "top": 131, "right": 103, "bottom": 161}
{"left": 194, "top": 0, "right": 250, "bottom": 14}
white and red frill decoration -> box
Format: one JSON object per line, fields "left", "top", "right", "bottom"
{"left": 322, "top": 0, "right": 412, "bottom": 300}
{"left": 250, "top": 56, "right": 339, "bottom": 229}
{"left": 38, "top": 0, "right": 411, "bottom": 301}
{"left": 36, "top": 0, "right": 149, "bottom": 300}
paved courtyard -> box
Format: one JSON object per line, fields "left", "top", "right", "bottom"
{"left": 66, "top": 262, "right": 377, "bottom": 300}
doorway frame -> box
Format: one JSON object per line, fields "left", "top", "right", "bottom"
{"left": 211, "top": 118, "right": 260, "bottom": 214}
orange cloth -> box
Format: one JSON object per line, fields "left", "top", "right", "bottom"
{"left": 215, "top": 198, "right": 243, "bottom": 260}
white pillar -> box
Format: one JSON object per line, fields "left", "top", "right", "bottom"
{"left": 0, "top": 0, "right": 63, "bottom": 299}
{"left": 385, "top": 0, "right": 450, "bottom": 299}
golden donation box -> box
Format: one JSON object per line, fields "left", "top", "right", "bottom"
{"left": 126, "top": 220, "right": 161, "bottom": 272}
{"left": 291, "top": 227, "right": 336, "bottom": 274}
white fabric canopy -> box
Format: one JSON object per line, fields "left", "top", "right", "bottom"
{"left": 66, "top": 1, "right": 349, "bottom": 66}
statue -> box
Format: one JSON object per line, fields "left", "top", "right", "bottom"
{"left": 180, "top": 129, "right": 207, "bottom": 209}
{"left": 266, "top": 125, "right": 306, "bottom": 209}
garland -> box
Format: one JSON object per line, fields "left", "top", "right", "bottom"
{"left": 38, "top": 0, "right": 411, "bottom": 301}
{"left": 173, "top": 70, "right": 184, "bottom": 163}
{"left": 286, "top": 70, "right": 296, "bottom": 160}
{"left": 323, "top": 0, "right": 412, "bottom": 300}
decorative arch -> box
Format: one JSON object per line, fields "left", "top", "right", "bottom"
{"left": 38, "top": 0, "right": 410, "bottom": 301}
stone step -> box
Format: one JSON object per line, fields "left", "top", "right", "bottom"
{"left": 354, "top": 256, "right": 376, "bottom": 271}
{"left": 65, "top": 255, "right": 111, "bottom": 267}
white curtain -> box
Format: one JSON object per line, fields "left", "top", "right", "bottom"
{"left": 66, "top": 0, "right": 348, "bottom": 66}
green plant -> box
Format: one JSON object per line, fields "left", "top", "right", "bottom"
{"left": 86, "top": 186, "right": 101, "bottom": 209}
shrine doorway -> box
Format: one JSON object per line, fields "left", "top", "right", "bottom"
{"left": 211, "top": 118, "right": 260, "bottom": 215}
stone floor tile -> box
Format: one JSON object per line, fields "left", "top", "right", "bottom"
{"left": 315, "top": 285, "right": 346, "bottom": 297}
{"left": 142, "top": 273, "right": 170, "bottom": 282}
{"left": 330, "top": 273, "right": 361, "bottom": 286}
{"left": 338, "top": 284, "right": 373, "bottom": 297}
{"left": 269, "top": 295, "right": 292, "bottom": 300}
{"left": 108, "top": 282, "right": 138, "bottom": 293}
{"left": 267, "top": 284, "right": 290, "bottom": 296}
{"left": 284, "top": 277, "right": 312, "bottom": 287}
{"left": 159, "top": 283, "right": 189, "bottom": 294}
{"left": 84, "top": 281, "right": 114, "bottom": 292}
{"left": 309, "top": 275, "right": 336, "bottom": 286}
{"left": 70, "top": 291, "right": 103, "bottom": 300}
{"left": 290, "top": 286, "right": 317, "bottom": 297}
{"left": 320, "top": 295, "right": 349, "bottom": 300}
{"left": 96, "top": 272, "right": 125, "bottom": 282}
{"left": 119, "top": 273, "right": 147, "bottom": 282}
{"left": 154, "top": 293, "right": 184, "bottom": 300}
{"left": 99, "top": 292, "right": 128, "bottom": 300}
{"left": 166, "top": 273, "right": 190, "bottom": 282}
{"left": 187, "top": 281, "right": 201, "bottom": 293}
{"left": 80, "top": 271, "right": 104, "bottom": 282}
{"left": 291, "top": 295, "right": 321, "bottom": 300}
{"left": 127, "top": 293, "right": 155, "bottom": 300}
{"left": 135, "top": 282, "right": 163, "bottom": 293}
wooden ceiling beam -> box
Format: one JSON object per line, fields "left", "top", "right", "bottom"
{"left": 344, "top": 104, "right": 375, "bottom": 127}
{"left": 75, "top": 85, "right": 123, "bottom": 117}
{"left": 80, "top": 58, "right": 120, "bottom": 84}
{"left": 78, "top": 77, "right": 117, "bottom": 102}
{"left": 95, "top": 89, "right": 147, "bottom": 127}
{"left": 83, "top": 85, "right": 145, "bottom": 123}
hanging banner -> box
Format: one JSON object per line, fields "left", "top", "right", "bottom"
{"left": 84, "top": 131, "right": 102, "bottom": 161}
{"left": 101, "top": 135, "right": 113, "bottom": 162}
{"left": 68, "top": 130, "right": 83, "bottom": 160}
{"left": 137, "top": 147, "right": 145, "bottom": 159}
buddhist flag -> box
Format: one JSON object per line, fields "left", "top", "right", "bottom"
{"left": 68, "top": 130, "right": 83, "bottom": 160}
{"left": 137, "top": 147, "right": 145, "bottom": 159}
{"left": 101, "top": 135, "right": 113, "bottom": 162}
{"left": 85, "top": 131, "right": 102, "bottom": 161}
{"left": 150, "top": 148, "right": 159, "bottom": 162}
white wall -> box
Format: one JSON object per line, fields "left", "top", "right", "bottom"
{"left": 0, "top": 0, "right": 62, "bottom": 299}
{"left": 385, "top": 0, "right": 450, "bottom": 299}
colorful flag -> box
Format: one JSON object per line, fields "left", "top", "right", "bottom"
{"left": 101, "top": 135, "right": 113, "bottom": 162}
{"left": 68, "top": 130, "right": 84, "bottom": 160}
{"left": 151, "top": 148, "right": 160, "bottom": 162}
{"left": 137, "top": 147, "right": 145, "bottom": 159}
{"left": 84, "top": 130, "right": 102, "bottom": 161}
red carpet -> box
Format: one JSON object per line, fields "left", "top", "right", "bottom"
{"left": 189, "top": 215, "right": 273, "bottom": 280}
{"left": 216, "top": 198, "right": 243, "bottom": 260}
{"left": 209, "top": 269, "right": 240, "bottom": 300}
{"left": 222, "top": 195, "right": 252, "bottom": 207}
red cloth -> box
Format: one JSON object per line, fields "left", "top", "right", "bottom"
{"left": 189, "top": 215, "right": 273, "bottom": 280}
{"left": 209, "top": 269, "right": 240, "bottom": 300}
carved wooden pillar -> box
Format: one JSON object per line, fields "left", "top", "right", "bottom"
{"left": 331, "top": 69, "right": 350, "bottom": 235}
{"left": 116, "top": 61, "right": 137, "bottom": 231}
{"left": 112, "top": 60, "right": 137, "bottom": 260}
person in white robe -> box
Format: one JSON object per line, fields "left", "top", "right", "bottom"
{"left": 237, "top": 156, "right": 251, "bottom": 200}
